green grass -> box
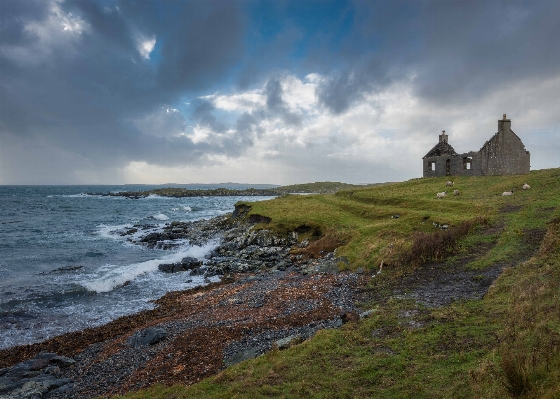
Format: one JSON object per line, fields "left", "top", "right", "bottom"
{"left": 110, "top": 169, "right": 560, "bottom": 399}
{"left": 277, "top": 181, "right": 394, "bottom": 194}
{"left": 243, "top": 169, "right": 560, "bottom": 272}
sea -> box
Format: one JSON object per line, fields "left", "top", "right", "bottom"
{"left": 0, "top": 185, "right": 277, "bottom": 350}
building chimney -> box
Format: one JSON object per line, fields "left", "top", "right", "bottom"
{"left": 439, "top": 130, "right": 448, "bottom": 143}
{"left": 498, "top": 114, "right": 511, "bottom": 131}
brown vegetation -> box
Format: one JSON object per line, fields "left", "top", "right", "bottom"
{"left": 398, "top": 216, "right": 489, "bottom": 266}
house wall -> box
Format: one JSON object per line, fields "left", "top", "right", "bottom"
{"left": 479, "top": 130, "right": 530, "bottom": 175}
{"left": 423, "top": 128, "right": 530, "bottom": 178}
{"left": 423, "top": 151, "right": 481, "bottom": 178}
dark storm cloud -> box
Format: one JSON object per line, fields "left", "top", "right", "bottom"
{"left": 0, "top": 0, "right": 247, "bottom": 180}
{"left": 1, "top": 0, "right": 558, "bottom": 183}
{"left": 314, "top": 0, "right": 560, "bottom": 113}
{"left": 191, "top": 100, "right": 227, "bottom": 134}
{"left": 316, "top": 60, "right": 390, "bottom": 114}
{"left": 263, "top": 77, "right": 302, "bottom": 125}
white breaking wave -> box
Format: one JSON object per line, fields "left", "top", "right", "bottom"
{"left": 62, "top": 193, "right": 91, "bottom": 198}
{"left": 80, "top": 241, "right": 218, "bottom": 293}
{"left": 182, "top": 206, "right": 192, "bottom": 212}
{"left": 145, "top": 194, "right": 174, "bottom": 200}
{"left": 96, "top": 223, "right": 133, "bottom": 240}
{"left": 152, "top": 213, "right": 169, "bottom": 221}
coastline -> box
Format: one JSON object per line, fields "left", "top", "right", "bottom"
{"left": 1, "top": 201, "right": 528, "bottom": 398}
{"left": 0, "top": 208, "right": 363, "bottom": 398}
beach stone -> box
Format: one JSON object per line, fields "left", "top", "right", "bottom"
{"left": 127, "top": 327, "right": 168, "bottom": 348}
{"left": 275, "top": 335, "right": 303, "bottom": 350}
{"left": 49, "top": 356, "right": 75, "bottom": 368}
{"left": 43, "top": 366, "right": 60, "bottom": 375}
{"left": 158, "top": 263, "right": 178, "bottom": 273}
{"left": 42, "top": 381, "right": 74, "bottom": 398}
{"left": 180, "top": 257, "right": 201, "bottom": 268}
{"left": 4, "top": 380, "right": 46, "bottom": 398}
{"left": 190, "top": 266, "right": 205, "bottom": 276}
{"left": 33, "top": 353, "right": 58, "bottom": 361}
{"left": 29, "top": 359, "right": 49, "bottom": 371}
{"left": 223, "top": 347, "right": 259, "bottom": 367}
{"left": 0, "top": 377, "right": 23, "bottom": 395}
{"left": 158, "top": 257, "right": 202, "bottom": 273}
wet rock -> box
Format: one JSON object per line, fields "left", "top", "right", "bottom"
{"left": 232, "top": 204, "right": 251, "bottom": 218}
{"left": 126, "top": 327, "right": 168, "bottom": 348}
{"left": 158, "top": 257, "right": 202, "bottom": 273}
{"left": 0, "top": 354, "right": 74, "bottom": 399}
{"left": 43, "top": 366, "right": 60, "bottom": 376}
{"left": 223, "top": 347, "right": 259, "bottom": 367}
{"left": 49, "top": 357, "right": 75, "bottom": 369}
{"left": 29, "top": 359, "right": 49, "bottom": 372}
{"left": 190, "top": 266, "right": 206, "bottom": 276}
{"left": 49, "top": 266, "right": 83, "bottom": 273}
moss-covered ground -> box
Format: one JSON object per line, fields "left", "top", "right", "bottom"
{"left": 111, "top": 168, "right": 560, "bottom": 399}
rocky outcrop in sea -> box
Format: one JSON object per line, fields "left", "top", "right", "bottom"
{"left": 121, "top": 205, "right": 348, "bottom": 277}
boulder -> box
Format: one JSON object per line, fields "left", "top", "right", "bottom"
{"left": 49, "top": 356, "right": 75, "bottom": 368}
{"left": 275, "top": 335, "right": 303, "bottom": 350}
{"left": 223, "top": 347, "right": 259, "bottom": 367}
{"left": 127, "top": 327, "right": 168, "bottom": 348}
{"left": 28, "top": 359, "right": 49, "bottom": 371}
{"left": 158, "top": 257, "right": 202, "bottom": 273}
{"left": 32, "top": 353, "right": 58, "bottom": 361}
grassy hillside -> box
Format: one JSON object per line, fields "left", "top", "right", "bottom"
{"left": 276, "top": 181, "right": 392, "bottom": 194}
{"left": 112, "top": 168, "right": 560, "bottom": 399}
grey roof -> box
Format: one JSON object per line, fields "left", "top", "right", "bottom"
{"left": 423, "top": 141, "right": 458, "bottom": 158}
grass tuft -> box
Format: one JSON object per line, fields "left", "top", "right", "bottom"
{"left": 398, "top": 216, "right": 489, "bottom": 266}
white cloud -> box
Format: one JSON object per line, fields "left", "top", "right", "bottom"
{"left": 183, "top": 71, "right": 560, "bottom": 184}
{"left": 138, "top": 36, "right": 156, "bottom": 60}
{"left": 190, "top": 125, "right": 211, "bottom": 144}
{"left": 203, "top": 91, "right": 265, "bottom": 112}
{"left": 281, "top": 75, "right": 318, "bottom": 113}
{"left": 0, "top": 0, "right": 89, "bottom": 66}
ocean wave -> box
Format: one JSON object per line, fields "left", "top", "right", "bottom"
{"left": 80, "top": 242, "right": 218, "bottom": 293}
{"left": 61, "top": 193, "right": 92, "bottom": 198}
{"left": 152, "top": 213, "right": 169, "bottom": 221}
{"left": 144, "top": 194, "right": 175, "bottom": 200}
{"left": 96, "top": 223, "right": 133, "bottom": 240}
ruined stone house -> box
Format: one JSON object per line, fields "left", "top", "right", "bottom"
{"left": 423, "top": 114, "right": 530, "bottom": 177}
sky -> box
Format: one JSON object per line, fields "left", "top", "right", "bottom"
{"left": 1, "top": 0, "right": 559, "bottom": 185}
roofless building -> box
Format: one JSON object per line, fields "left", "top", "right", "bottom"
{"left": 422, "top": 114, "right": 530, "bottom": 177}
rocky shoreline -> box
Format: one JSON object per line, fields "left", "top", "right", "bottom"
{"left": 1, "top": 204, "right": 524, "bottom": 399}
{"left": 0, "top": 206, "right": 363, "bottom": 399}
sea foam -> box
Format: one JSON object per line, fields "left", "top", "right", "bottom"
{"left": 80, "top": 241, "right": 217, "bottom": 293}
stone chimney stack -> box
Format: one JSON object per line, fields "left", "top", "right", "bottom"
{"left": 498, "top": 114, "right": 511, "bottom": 131}
{"left": 439, "top": 130, "right": 448, "bottom": 143}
